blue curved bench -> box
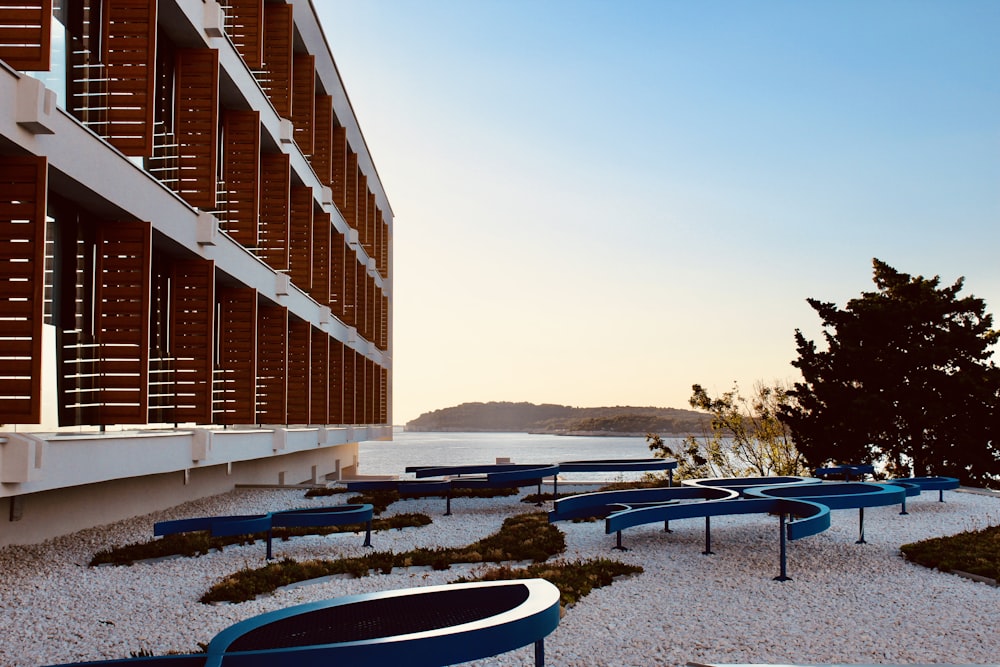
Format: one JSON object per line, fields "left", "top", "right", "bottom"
{"left": 746, "top": 481, "right": 907, "bottom": 544}
{"left": 45, "top": 579, "right": 561, "bottom": 667}
{"left": 605, "top": 495, "right": 830, "bottom": 580}
{"left": 153, "top": 504, "right": 374, "bottom": 560}
{"left": 814, "top": 464, "right": 875, "bottom": 481}
{"left": 683, "top": 475, "right": 822, "bottom": 496}
{"left": 549, "top": 485, "right": 736, "bottom": 522}
{"left": 890, "top": 476, "right": 960, "bottom": 502}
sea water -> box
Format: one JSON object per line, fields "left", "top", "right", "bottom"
{"left": 357, "top": 429, "right": 687, "bottom": 482}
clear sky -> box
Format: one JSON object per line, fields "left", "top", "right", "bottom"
{"left": 313, "top": 1, "right": 1000, "bottom": 425}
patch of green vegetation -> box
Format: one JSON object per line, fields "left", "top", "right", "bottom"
{"left": 453, "top": 558, "right": 643, "bottom": 608}
{"left": 89, "top": 513, "right": 432, "bottom": 566}
{"left": 348, "top": 486, "right": 521, "bottom": 515}
{"left": 201, "top": 512, "right": 565, "bottom": 604}
{"left": 303, "top": 486, "right": 349, "bottom": 498}
{"left": 900, "top": 524, "right": 1000, "bottom": 581}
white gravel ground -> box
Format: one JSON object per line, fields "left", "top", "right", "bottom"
{"left": 1, "top": 486, "right": 998, "bottom": 667}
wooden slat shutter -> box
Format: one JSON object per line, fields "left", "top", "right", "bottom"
{"left": 292, "top": 54, "right": 315, "bottom": 155}
{"left": 310, "top": 327, "right": 328, "bottom": 425}
{"left": 170, "top": 259, "right": 215, "bottom": 424}
{"left": 256, "top": 304, "right": 287, "bottom": 424}
{"left": 259, "top": 152, "right": 289, "bottom": 271}
{"left": 94, "top": 220, "right": 151, "bottom": 424}
{"left": 329, "top": 229, "right": 346, "bottom": 320}
{"left": 311, "top": 210, "right": 330, "bottom": 305}
{"left": 328, "top": 338, "right": 343, "bottom": 424}
{"left": 288, "top": 185, "right": 313, "bottom": 292}
{"left": 342, "top": 346, "right": 355, "bottom": 425}
{"left": 353, "top": 349, "right": 365, "bottom": 425}
{"left": 379, "top": 364, "right": 388, "bottom": 424}
{"left": 313, "top": 95, "right": 333, "bottom": 187}
{"left": 0, "top": 155, "right": 46, "bottom": 423}
{"left": 222, "top": 109, "right": 261, "bottom": 249}
{"left": 286, "top": 316, "right": 310, "bottom": 423}
{"left": 343, "top": 247, "right": 356, "bottom": 327}
{"left": 0, "top": 0, "right": 51, "bottom": 70}
{"left": 216, "top": 287, "right": 257, "bottom": 425}
{"left": 175, "top": 48, "right": 219, "bottom": 210}
{"left": 331, "top": 126, "right": 348, "bottom": 216}
{"left": 224, "top": 0, "right": 263, "bottom": 70}
{"left": 379, "top": 210, "right": 389, "bottom": 277}
{"left": 103, "top": 0, "right": 157, "bottom": 155}
{"left": 262, "top": 2, "right": 293, "bottom": 118}
{"left": 380, "top": 292, "right": 389, "bottom": 351}
{"left": 344, "top": 151, "right": 359, "bottom": 230}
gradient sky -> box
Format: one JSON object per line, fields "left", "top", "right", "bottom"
{"left": 314, "top": 1, "right": 1000, "bottom": 425}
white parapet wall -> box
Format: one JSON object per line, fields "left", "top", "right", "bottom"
{"left": 0, "top": 425, "right": 392, "bottom": 546}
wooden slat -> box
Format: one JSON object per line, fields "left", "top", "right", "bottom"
{"left": 310, "top": 327, "right": 328, "bottom": 425}
{"left": 0, "top": 155, "right": 46, "bottom": 423}
{"left": 94, "top": 220, "right": 151, "bottom": 424}
{"left": 0, "top": 0, "right": 51, "bottom": 70}
{"left": 312, "top": 95, "right": 334, "bottom": 186}
{"left": 288, "top": 185, "right": 313, "bottom": 293}
{"left": 222, "top": 109, "right": 261, "bottom": 249}
{"left": 345, "top": 151, "right": 359, "bottom": 230}
{"left": 102, "top": 0, "right": 156, "bottom": 155}
{"left": 262, "top": 2, "right": 293, "bottom": 118}
{"left": 353, "top": 348, "right": 365, "bottom": 425}
{"left": 342, "top": 345, "right": 355, "bottom": 425}
{"left": 292, "top": 54, "right": 315, "bottom": 155}
{"left": 256, "top": 304, "right": 287, "bottom": 423}
{"left": 328, "top": 338, "right": 343, "bottom": 424}
{"left": 286, "top": 316, "right": 310, "bottom": 424}
{"left": 175, "top": 48, "right": 220, "bottom": 209}
{"left": 331, "top": 126, "right": 348, "bottom": 215}
{"left": 329, "top": 229, "right": 346, "bottom": 320}
{"left": 224, "top": 0, "right": 263, "bottom": 70}
{"left": 216, "top": 287, "right": 257, "bottom": 424}
{"left": 310, "top": 210, "right": 330, "bottom": 305}
{"left": 342, "top": 244, "right": 356, "bottom": 327}
{"left": 170, "top": 258, "right": 215, "bottom": 424}
{"left": 259, "top": 152, "right": 290, "bottom": 271}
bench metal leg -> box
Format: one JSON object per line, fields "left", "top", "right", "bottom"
{"left": 612, "top": 530, "right": 628, "bottom": 551}
{"left": 702, "top": 516, "right": 713, "bottom": 555}
{"left": 535, "top": 638, "right": 545, "bottom": 667}
{"left": 363, "top": 520, "right": 373, "bottom": 548}
{"left": 663, "top": 519, "right": 672, "bottom": 533}
{"left": 856, "top": 507, "right": 866, "bottom": 544}
{"left": 266, "top": 528, "right": 273, "bottom": 560}
{"left": 536, "top": 481, "right": 543, "bottom": 506}
{"left": 774, "top": 513, "right": 791, "bottom": 582}
{"left": 900, "top": 496, "right": 908, "bottom": 515}
{"left": 553, "top": 476, "right": 559, "bottom": 500}
{"left": 939, "top": 489, "right": 945, "bottom": 502}
{"left": 445, "top": 492, "right": 452, "bottom": 516}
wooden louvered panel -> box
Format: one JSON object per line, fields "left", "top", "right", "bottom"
{"left": 312, "top": 95, "right": 333, "bottom": 186}
{"left": 225, "top": 0, "right": 263, "bottom": 70}
{"left": 354, "top": 349, "right": 365, "bottom": 425}
{"left": 331, "top": 126, "right": 348, "bottom": 214}
{"left": 286, "top": 316, "right": 310, "bottom": 423}
{"left": 342, "top": 246, "right": 356, "bottom": 327}
{"left": 379, "top": 212, "right": 389, "bottom": 278}
{"left": 365, "top": 357, "right": 374, "bottom": 424}
{"left": 175, "top": 48, "right": 219, "bottom": 210}
{"left": 222, "top": 109, "right": 260, "bottom": 250}
{"left": 216, "top": 287, "right": 257, "bottom": 425}
{"left": 170, "top": 259, "right": 215, "bottom": 424}
{"left": 148, "top": 251, "right": 173, "bottom": 423}
{"left": 342, "top": 346, "right": 355, "bottom": 425}
{"left": 358, "top": 180, "right": 370, "bottom": 255}
{"left": 94, "top": 221, "right": 151, "bottom": 424}
{"left": 329, "top": 229, "right": 346, "bottom": 320}
{"left": 292, "top": 54, "right": 315, "bottom": 155}
{"left": 288, "top": 185, "right": 313, "bottom": 293}
{"left": 374, "top": 208, "right": 383, "bottom": 277}
{"left": 310, "top": 327, "right": 327, "bottom": 425}
{"left": 0, "top": 156, "right": 46, "bottom": 423}
{"left": 259, "top": 152, "right": 289, "bottom": 271}
{"left": 262, "top": 2, "right": 292, "bottom": 118}
{"left": 0, "top": 0, "right": 51, "bottom": 70}
{"left": 310, "top": 211, "right": 330, "bottom": 305}
{"left": 355, "top": 260, "right": 368, "bottom": 340}
{"left": 102, "top": 0, "right": 156, "bottom": 155}
{"left": 380, "top": 292, "right": 389, "bottom": 351}
{"left": 344, "top": 151, "right": 359, "bottom": 231}
{"left": 256, "top": 304, "right": 287, "bottom": 423}
{"left": 328, "top": 338, "right": 343, "bottom": 424}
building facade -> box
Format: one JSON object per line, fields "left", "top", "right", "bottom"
{"left": 0, "top": 0, "right": 392, "bottom": 545}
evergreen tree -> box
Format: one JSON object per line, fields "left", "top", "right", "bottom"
{"left": 783, "top": 259, "right": 1000, "bottom": 485}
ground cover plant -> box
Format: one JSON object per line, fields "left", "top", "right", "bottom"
{"left": 900, "top": 524, "right": 1000, "bottom": 581}
{"left": 453, "top": 558, "right": 644, "bottom": 608}
{"left": 201, "top": 512, "right": 566, "bottom": 603}
{"left": 89, "top": 513, "right": 432, "bottom": 566}
{"left": 307, "top": 486, "right": 520, "bottom": 515}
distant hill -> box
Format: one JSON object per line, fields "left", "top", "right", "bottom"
{"left": 404, "top": 401, "right": 709, "bottom": 436}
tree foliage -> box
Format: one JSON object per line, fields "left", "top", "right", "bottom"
{"left": 782, "top": 259, "right": 1000, "bottom": 485}
{"left": 648, "top": 381, "right": 806, "bottom": 480}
